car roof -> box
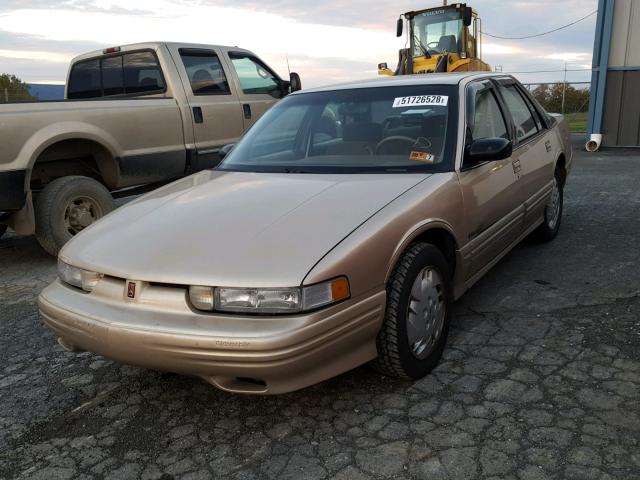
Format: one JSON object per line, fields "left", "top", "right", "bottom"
{"left": 298, "top": 72, "right": 512, "bottom": 94}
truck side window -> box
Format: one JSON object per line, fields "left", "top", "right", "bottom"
{"left": 123, "top": 52, "right": 165, "bottom": 95}
{"left": 228, "top": 54, "right": 283, "bottom": 99}
{"left": 179, "top": 50, "right": 231, "bottom": 95}
{"left": 68, "top": 59, "right": 101, "bottom": 99}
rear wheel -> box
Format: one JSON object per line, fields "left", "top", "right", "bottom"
{"left": 535, "top": 170, "right": 563, "bottom": 242}
{"left": 372, "top": 243, "right": 453, "bottom": 379}
{"left": 35, "top": 176, "right": 114, "bottom": 256}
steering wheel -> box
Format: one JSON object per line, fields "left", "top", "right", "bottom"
{"left": 375, "top": 136, "right": 417, "bottom": 155}
{"left": 256, "top": 66, "right": 271, "bottom": 79}
{"left": 426, "top": 41, "right": 441, "bottom": 53}
{"left": 516, "top": 126, "right": 526, "bottom": 139}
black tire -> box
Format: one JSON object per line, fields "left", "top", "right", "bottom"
{"left": 35, "top": 176, "right": 114, "bottom": 256}
{"left": 0, "top": 224, "right": 6, "bottom": 240}
{"left": 534, "top": 169, "right": 563, "bottom": 242}
{"left": 372, "top": 242, "right": 453, "bottom": 379}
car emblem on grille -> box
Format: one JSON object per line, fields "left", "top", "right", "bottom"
{"left": 127, "top": 281, "right": 136, "bottom": 298}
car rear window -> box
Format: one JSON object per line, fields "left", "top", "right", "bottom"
{"left": 68, "top": 50, "right": 165, "bottom": 99}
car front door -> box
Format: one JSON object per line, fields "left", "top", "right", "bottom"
{"left": 494, "top": 79, "right": 556, "bottom": 230}
{"left": 226, "top": 52, "right": 285, "bottom": 129}
{"left": 458, "top": 80, "right": 524, "bottom": 279}
{"left": 169, "top": 46, "right": 245, "bottom": 172}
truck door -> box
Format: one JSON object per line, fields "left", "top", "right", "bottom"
{"left": 170, "top": 46, "right": 245, "bottom": 172}
{"left": 225, "top": 52, "right": 286, "bottom": 129}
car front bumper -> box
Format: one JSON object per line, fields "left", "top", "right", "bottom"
{"left": 39, "top": 278, "right": 385, "bottom": 394}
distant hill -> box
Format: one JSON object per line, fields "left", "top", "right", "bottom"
{"left": 27, "top": 84, "right": 65, "bottom": 100}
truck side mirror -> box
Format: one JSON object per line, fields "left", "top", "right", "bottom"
{"left": 396, "top": 17, "right": 403, "bottom": 37}
{"left": 289, "top": 72, "right": 302, "bottom": 92}
{"left": 463, "top": 7, "right": 473, "bottom": 26}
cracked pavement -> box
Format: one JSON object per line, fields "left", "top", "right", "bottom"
{"left": 1, "top": 145, "right": 639, "bottom": 479}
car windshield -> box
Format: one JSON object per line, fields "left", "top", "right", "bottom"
{"left": 218, "top": 85, "right": 457, "bottom": 174}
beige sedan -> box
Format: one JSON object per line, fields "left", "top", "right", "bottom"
{"left": 39, "top": 73, "right": 572, "bottom": 394}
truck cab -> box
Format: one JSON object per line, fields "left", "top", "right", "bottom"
{"left": 378, "top": 3, "right": 491, "bottom": 75}
{"left": 0, "top": 42, "right": 301, "bottom": 255}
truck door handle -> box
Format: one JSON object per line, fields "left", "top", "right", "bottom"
{"left": 242, "top": 104, "right": 252, "bottom": 119}
{"left": 193, "top": 107, "right": 203, "bottom": 124}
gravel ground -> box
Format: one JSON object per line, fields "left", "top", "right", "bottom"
{"left": 1, "top": 145, "right": 639, "bottom": 480}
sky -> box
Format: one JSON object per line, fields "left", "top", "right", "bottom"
{"left": 0, "top": 0, "right": 598, "bottom": 88}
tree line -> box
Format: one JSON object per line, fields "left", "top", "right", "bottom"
{"left": 530, "top": 83, "right": 590, "bottom": 114}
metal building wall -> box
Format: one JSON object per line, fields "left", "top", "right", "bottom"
{"left": 588, "top": 0, "right": 640, "bottom": 147}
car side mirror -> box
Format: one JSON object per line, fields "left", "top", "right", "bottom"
{"left": 396, "top": 17, "right": 403, "bottom": 37}
{"left": 465, "top": 138, "right": 512, "bottom": 166}
{"left": 289, "top": 72, "right": 302, "bottom": 92}
{"left": 219, "top": 143, "right": 235, "bottom": 159}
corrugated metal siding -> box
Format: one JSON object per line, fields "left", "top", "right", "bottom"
{"left": 602, "top": 71, "right": 640, "bottom": 146}
{"left": 609, "top": 0, "right": 640, "bottom": 68}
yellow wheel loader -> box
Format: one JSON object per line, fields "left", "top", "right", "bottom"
{"left": 378, "top": 3, "right": 491, "bottom": 75}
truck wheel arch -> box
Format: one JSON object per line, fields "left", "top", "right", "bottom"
{"left": 27, "top": 136, "right": 120, "bottom": 190}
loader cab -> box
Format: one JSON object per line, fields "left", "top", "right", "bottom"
{"left": 379, "top": 3, "right": 489, "bottom": 76}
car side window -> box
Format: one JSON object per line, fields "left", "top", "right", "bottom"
{"left": 471, "top": 88, "right": 509, "bottom": 141}
{"left": 179, "top": 50, "right": 231, "bottom": 95}
{"left": 228, "top": 54, "right": 283, "bottom": 99}
{"left": 498, "top": 83, "right": 539, "bottom": 143}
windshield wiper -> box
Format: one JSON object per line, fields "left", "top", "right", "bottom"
{"left": 414, "top": 36, "right": 431, "bottom": 58}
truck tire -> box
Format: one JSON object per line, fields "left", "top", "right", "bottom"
{"left": 35, "top": 176, "right": 114, "bottom": 256}
{"left": 372, "top": 243, "right": 453, "bottom": 379}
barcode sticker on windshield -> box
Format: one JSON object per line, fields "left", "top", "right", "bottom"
{"left": 392, "top": 95, "right": 448, "bottom": 108}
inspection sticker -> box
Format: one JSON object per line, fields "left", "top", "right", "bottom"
{"left": 409, "top": 151, "right": 435, "bottom": 163}
{"left": 393, "top": 95, "right": 448, "bottom": 108}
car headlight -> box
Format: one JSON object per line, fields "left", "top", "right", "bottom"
{"left": 189, "top": 277, "right": 350, "bottom": 313}
{"left": 57, "top": 259, "right": 103, "bottom": 292}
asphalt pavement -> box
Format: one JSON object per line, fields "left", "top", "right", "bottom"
{"left": 1, "top": 144, "right": 639, "bottom": 479}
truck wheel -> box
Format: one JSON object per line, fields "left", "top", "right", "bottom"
{"left": 35, "top": 176, "right": 114, "bottom": 256}
{"left": 534, "top": 170, "right": 563, "bottom": 242}
{"left": 372, "top": 243, "right": 453, "bottom": 379}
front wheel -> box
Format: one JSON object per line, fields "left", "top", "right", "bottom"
{"left": 534, "top": 170, "right": 563, "bottom": 242}
{"left": 35, "top": 176, "right": 114, "bottom": 256}
{"left": 372, "top": 243, "right": 453, "bottom": 379}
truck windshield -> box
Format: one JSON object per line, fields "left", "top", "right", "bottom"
{"left": 413, "top": 9, "right": 463, "bottom": 57}
{"left": 218, "top": 85, "right": 457, "bottom": 174}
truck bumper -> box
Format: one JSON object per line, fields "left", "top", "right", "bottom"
{"left": 38, "top": 279, "right": 386, "bottom": 394}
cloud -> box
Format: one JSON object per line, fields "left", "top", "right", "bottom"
{"left": 0, "top": 0, "right": 598, "bottom": 86}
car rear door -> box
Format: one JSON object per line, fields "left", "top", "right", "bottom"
{"left": 457, "top": 80, "right": 523, "bottom": 279}
{"left": 225, "top": 51, "right": 286, "bottom": 129}
{"left": 167, "top": 45, "right": 245, "bottom": 172}
{"left": 494, "top": 78, "right": 556, "bottom": 230}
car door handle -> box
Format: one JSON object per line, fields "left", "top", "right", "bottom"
{"left": 242, "top": 104, "right": 252, "bottom": 120}
{"left": 193, "top": 107, "right": 203, "bottom": 124}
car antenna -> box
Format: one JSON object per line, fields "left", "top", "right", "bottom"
{"left": 285, "top": 50, "right": 291, "bottom": 76}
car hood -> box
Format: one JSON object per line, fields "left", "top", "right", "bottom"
{"left": 61, "top": 170, "right": 429, "bottom": 287}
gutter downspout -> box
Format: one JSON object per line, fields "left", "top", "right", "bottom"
{"left": 586, "top": 0, "right": 615, "bottom": 152}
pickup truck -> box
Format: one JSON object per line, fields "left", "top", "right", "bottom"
{"left": 0, "top": 42, "right": 301, "bottom": 255}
